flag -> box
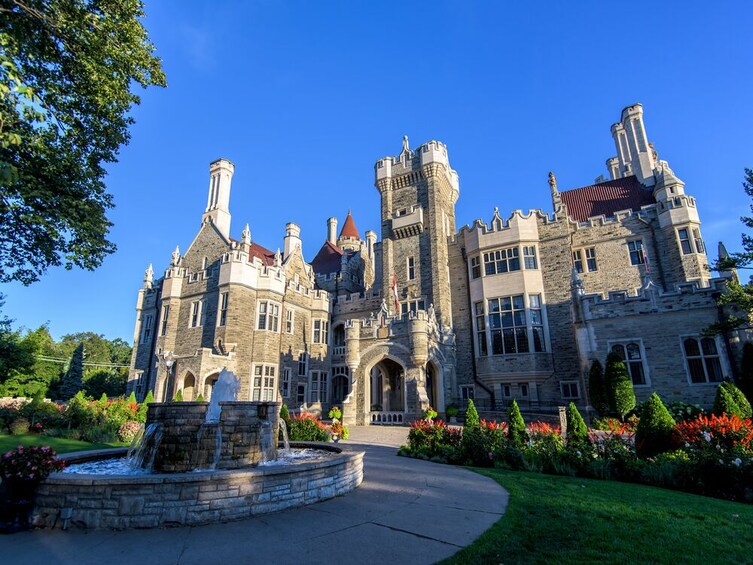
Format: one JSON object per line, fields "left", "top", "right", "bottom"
{"left": 391, "top": 273, "right": 399, "bottom": 315}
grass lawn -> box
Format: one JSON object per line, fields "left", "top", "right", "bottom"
{"left": 443, "top": 468, "right": 753, "bottom": 565}
{"left": 0, "top": 434, "right": 125, "bottom": 454}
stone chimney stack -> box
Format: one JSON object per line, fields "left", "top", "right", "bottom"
{"left": 365, "top": 230, "right": 377, "bottom": 260}
{"left": 202, "top": 158, "right": 234, "bottom": 238}
{"left": 284, "top": 223, "right": 301, "bottom": 258}
{"left": 327, "top": 217, "right": 338, "bottom": 245}
{"left": 608, "top": 104, "right": 657, "bottom": 187}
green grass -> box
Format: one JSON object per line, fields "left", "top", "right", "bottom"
{"left": 0, "top": 434, "right": 124, "bottom": 454}
{"left": 443, "top": 468, "right": 753, "bottom": 565}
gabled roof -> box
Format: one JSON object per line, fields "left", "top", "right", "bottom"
{"left": 560, "top": 175, "right": 655, "bottom": 222}
{"left": 311, "top": 241, "right": 343, "bottom": 274}
{"left": 339, "top": 211, "right": 360, "bottom": 239}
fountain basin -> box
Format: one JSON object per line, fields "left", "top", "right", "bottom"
{"left": 32, "top": 443, "right": 363, "bottom": 529}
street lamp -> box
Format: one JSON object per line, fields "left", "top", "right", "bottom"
{"left": 161, "top": 351, "right": 175, "bottom": 401}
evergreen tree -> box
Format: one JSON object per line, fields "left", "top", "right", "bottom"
{"left": 605, "top": 352, "right": 636, "bottom": 420}
{"left": 635, "top": 393, "right": 677, "bottom": 458}
{"left": 137, "top": 390, "right": 155, "bottom": 421}
{"left": 507, "top": 400, "right": 526, "bottom": 449}
{"left": 126, "top": 391, "right": 137, "bottom": 404}
{"left": 59, "top": 343, "right": 84, "bottom": 399}
{"left": 172, "top": 389, "right": 183, "bottom": 402}
{"left": 721, "top": 381, "right": 752, "bottom": 419}
{"left": 713, "top": 384, "right": 744, "bottom": 418}
{"left": 196, "top": 393, "right": 205, "bottom": 402}
{"left": 566, "top": 402, "right": 589, "bottom": 445}
{"left": 98, "top": 392, "right": 108, "bottom": 405}
{"left": 464, "top": 398, "right": 480, "bottom": 428}
{"left": 588, "top": 359, "right": 609, "bottom": 417}
{"left": 740, "top": 342, "right": 753, "bottom": 405}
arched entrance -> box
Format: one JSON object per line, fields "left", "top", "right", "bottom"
{"left": 369, "top": 358, "right": 405, "bottom": 424}
{"left": 203, "top": 373, "right": 219, "bottom": 401}
{"left": 183, "top": 372, "right": 196, "bottom": 401}
{"left": 331, "top": 367, "right": 350, "bottom": 404}
{"left": 425, "top": 362, "right": 438, "bottom": 409}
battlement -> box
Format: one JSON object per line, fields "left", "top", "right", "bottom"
{"left": 374, "top": 138, "right": 459, "bottom": 194}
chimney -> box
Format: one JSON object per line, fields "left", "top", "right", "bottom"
{"left": 365, "top": 230, "right": 377, "bottom": 260}
{"left": 202, "top": 158, "right": 234, "bottom": 238}
{"left": 327, "top": 217, "right": 337, "bottom": 245}
{"left": 284, "top": 223, "right": 301, "bottom": 258}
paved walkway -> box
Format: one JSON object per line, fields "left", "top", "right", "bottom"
{"left": 0, "top": 427, "right": 508, "bottom": 565}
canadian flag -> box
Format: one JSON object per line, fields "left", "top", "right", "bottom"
{"left": 391, "top": 273, "right": 399, "bottom": 315}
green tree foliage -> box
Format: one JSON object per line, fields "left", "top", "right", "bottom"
{"left": 588, "top": 359, "right": 609, "bottom": 417}
{"left": 507, "top": 400, "right": 526, "bottom": 449}
{"left": 137, "top": 389, "right": 154, "bottom": 420}
{"left": 605, "top": 352, "right": 636, "bottom": 420}
{"left": 720, "top": 381, "right": 752, "bottom": 419}
{"left": 566, "top": 402, "right": 589, "bottom": 446}
{"left": 59, "top": 342, "right": 84, "bottom": 399}
{"left": 0, "top": 0, "right": 166, "bottom": 284}
{"left": 464, "top": 398, "right": 480, "bottom": 428}
{"left": 126, "top": 391, "right": 137, "bottom": 404}
{"left": 172, "top": 389, "right": 183, "bottom": 402}
{"left": 740, "top": 342, "right": 753, "bottom": 404}
{"left": 712, "top": 385, "right": 743, "bottom": 418}
{"left": 635, "top": 393, "right": 677, "bottom": 458}
{"left": 195, "top": 393, "right": 205, "bottom": 402}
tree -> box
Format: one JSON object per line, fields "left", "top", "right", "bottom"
{"left": 605, "top": 352, "right": 636, "bottom": 420}
{"left": 464, "top": 398, "right": 480, "bottom": 428}
{"left": 566, "top": 402, "right": 589, "bottom": 446}
{"left": 0, "top": 0, "right": 166, "bottom": 284}
{"left": 721, "top": 381, "right": 752, "bottom": 419}
{"left": 635, "top": 393, "right": 677, "bottom": 458}
{"left": 588, "top": 359, "right": 609, "bottom": 417}
{"left": 507, "top": 400, "right": 526, "bottom": 449}
{"left": 712, "top": 385, "right": 743, "bottom": 418}
{"left": 740, "top": 342, "right": 753, "bottom": 404}
{"left": 59, "top": 342, "right": 84, "bottom": 399}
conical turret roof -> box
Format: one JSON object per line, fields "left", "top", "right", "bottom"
{"left": 339, "top": 210, "right": 360, "bottom": 239}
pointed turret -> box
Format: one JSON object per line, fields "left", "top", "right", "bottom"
{"left": 144, "top": 263, "right": 154, "bottom": 289}
{"left": 337, "top": 210, "right": 361, "bottom": 252}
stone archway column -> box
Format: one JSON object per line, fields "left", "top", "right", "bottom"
{"left": 343, "top": 319, "right": 362, "bottom": 425}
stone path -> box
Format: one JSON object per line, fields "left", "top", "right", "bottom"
{"left": 0, "top": 427, "right": 508, "bottom": 565}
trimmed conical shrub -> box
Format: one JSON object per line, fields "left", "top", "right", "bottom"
{"left": 566, "top": 402, "right": 589, "bottom": 445}
{"left": 464, "top": 398, "right": 480, "bottom": 428}
{"left": 507, "top": 400, "right": 526, "bottom": 449}
{"left": 196, "top": 393, "right": 205, "bottom": 402}
{"left": 172, "top": 389, "right": 183, "bottom": 402}
{"left": 635, "top": 393, "right": 677, "bottom": 458}
{"left": 713, "top": 384, "right": 744, "bottom": 418}
{"left": 721, "top": 381, "right": 752, "bottom": 419}
{"left": 137, "top": 390, "right": 155, "bottom": 421}
{"left": 126, "top": 391, "right": 137, "bottom": 404}
{"left": 588, "top": 359, "right": 609, "bottom": 417}
{"left": 605, "top": 352, "right": 636, "bottom": 420}
{"left": 60, "top": 343, "right": 84, "bottom": 400}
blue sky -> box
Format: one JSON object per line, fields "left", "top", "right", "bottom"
{"left": 3, "top": 0, "right": 753, "bottom": 341}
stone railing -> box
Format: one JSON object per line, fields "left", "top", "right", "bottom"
{"left": 370, "top": 411, "right": 406, "bottom": 425}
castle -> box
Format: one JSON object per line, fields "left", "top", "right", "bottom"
{"left": 127, "top": 104, "right": 741, "bottom": 424}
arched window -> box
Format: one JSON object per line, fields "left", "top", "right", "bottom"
{"left": 611, "top": 342, "right": 646, "bottom": 385}
{"left": 683, "top": 337, "right": 723, "bottom": 383}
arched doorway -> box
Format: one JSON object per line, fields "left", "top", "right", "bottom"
{"left": 331, "top": 367, "right": 350, "bottom": 404}
{"left": 369, "top": 358, "right": 405, "bottom": 413}
{"left": 425, "top": 362, "right": 437, "bottom": 409}
{"left": 203, "top": 373, "right": 219, "bottom": 401}
{"left": 183, "top": 372, "right": 196, "bottom": 401}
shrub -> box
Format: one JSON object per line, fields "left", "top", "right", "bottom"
{"left": 464, "top": 399, "right": 479, "bottom": 428}
{"left": 280, "top": 403, "right": 291, "bottom": 426}
{"left": 605, "top": 352, "right": 636, "bottom": 420}
{"left": 721, "top": 381, "right": 752, "bottom": 419}
{"left": 117, "top": 421, "right": 143, "bottom": 443}
{"left": 9, "top": 417, "right": 30, "bottom": 435}
{"left": 460, "top": 423, "right": 505, "bottom": 467}
{"left": 126, "top": 391, "right": 137, "bottom": 404}
{"left": 196, "top": 393, "right": 205, "bottom": 402}
{"left": 635, "top": 393, "right": 677, "bottom": 459}
{"left": 0, "top": 445, "right": 66, "bottom": 481}
{"left": 81, "top": 423, "right": 118, "bottom": 443}
{"left": 288, "top": 413, "right": 330, "bottom": 442}
{"left": 566, "top": 403, "right": 589, "bottom": 446}
{"left": 137, "top": 390, "right": 155, "bottom": 421}
{"left": 330, "top": 421, "right": 349, "bottom": 440}
{"left": 525, "top": 421, "right": 565, "bottom": 474}
{"left": 328, "top": 406, "right": 342, "bottom": 420}
{"left": 590, "top": 432, "right": 640, "bottom": 481}
{"left": 422, "top": 406, "right": 438, "bottom": 421}
{"left": 507, "top": 400, "right": 526, "bottom": 449}
{"left": 740, "top": 342, "right": 753, "bottom": 405}
{"left": 172, "top": 389, "right": 183, "bottom": 402}
{"left": 713, "top": 385, "right": 744, "bottom": 418}
{"left": 588, "top": 359, "right": 609, "bottom": 417}
{"left": 666, "top": 401, "right": 704, "bottom": 423}
{"left": 445, "top": 404, "right": 459, "bottom": 419}
{"left": 677, "top": 413, "right": 753, "bottom": 460}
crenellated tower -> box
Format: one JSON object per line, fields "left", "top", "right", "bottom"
{"left": 374, "top": 136, "right": 459, "bottom": 327}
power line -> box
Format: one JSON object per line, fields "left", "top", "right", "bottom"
{"left": 35, "top": 355, "right": 130, "bottom": 369}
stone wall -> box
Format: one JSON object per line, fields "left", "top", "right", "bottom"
{"left": 33, "top": 446, "right": 363, "bottom": 530}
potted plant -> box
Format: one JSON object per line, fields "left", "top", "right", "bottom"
{"left": 446, "top": 404, "right": 459, "bottom": 424}
{"left": 0, "top": 445, "right": 66, "bottom": 531}
{"left": 422, "top": 406, "right": 438, "bottom": 422}
{"left": 328, "top": 406, "right": 349, "bottom": 443}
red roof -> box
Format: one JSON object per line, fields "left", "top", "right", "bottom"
{"left": 229, "top": 237, "right": 276, "bottom": 266}
{"left": 339, "top": 211, "right": 360, "bottom": 239}
{"left": 560, "top": 176, "right": 655, "bottom": 222}
{"left": 311, "top": 241, "right": 343, "bottom": 274}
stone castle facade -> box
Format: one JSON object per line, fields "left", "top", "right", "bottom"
{"left": 128, "top": 104, "right": 741, "bottom": 424}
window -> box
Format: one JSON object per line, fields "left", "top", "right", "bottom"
{"left": 313, "top": 319, "right": 329, "bottom": 344}
{"left": 401, "top": 299, "right": 426, "bottom": 317}
{"left": 257, "top": 301, "right": 280, "bottom": 331}
{"left": 160, "top": 305, "right": 170, "bottom": 336}
{"left": 252, "top": 364, "right": 276, "bottom": 401}
{"left": 520, "top": 383, "right": 529, "bottom": 397}
{"left": 483, "top": 247, "right": 520, "bottom": 275}
{"left": 218, "top": 293, "right": 228, "bottom": 326}
{"left": 470, "top": 256, "right": 481, "bottom": 279}
{"left": 502, "top": 384, "right": 512, "bottom": 398}
{"left": 296, "top": 384, "right": 306, "bottom": 404}
{"left": 200, "top": 299, "right": 209, "bottom": 326}
{"left": 523, "top": 246, "right": 538, "bottom": 269}
{"left": 285, "top": 310, "right": 294, "bottom": 334}
{"left": 474, "top": 301, "right": 487, "bottom": 356}
{"left": 561, "top": 381, "right": 580, "bottom": 399}
{"left": 585, "top": 248, "right": 597, "bottom": 272}
{"left": 573, "top": 250, "right": 583, "bottom": 273}
{"left": 190, "top": 301, "right": 201, "bottom": 328}
{"left": 407, "top": 257, "right": 416, "bottom": 280}
{"left": 683, "top": 337, "right": 723, "bottom": 384}
{"left": 332, "top": 366, "right": 350, "bottom": 403}
{"left": 140, "top": 314, "right": 153, "bottom": 343}
{"left": 628, "top": 240, "right": 645, "bottom": 265}
{"left": 678, "top": 228, "right": 692, "bottom": 255}
{"left": 489, "top": 295, "right": 529, "bottom": 354}
{"left": 310, "top": 371, "right": 328, "bottom": 403}
{"left": 281, "top": 368, "right": 291, "bottom": 398}
{"left": 298, "top": 352, "right": 308, "bottom": 376}
{"left": 693, "top": 229, "right": 705, "bottom": 254}
{"left": 202, "top": 256, "right": 208, "bottom": 270}
{"left": 460, "top": 385, "right": 474, "bottom": 401}
{"left": 529, "top": 294, "right": 545, "bottom": 352}
{"left": 611, "top": 342, "right": 647, "bottom": 385}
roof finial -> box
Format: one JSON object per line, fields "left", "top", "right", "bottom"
{"left": 402, "top": 135, "right": 410, "bottom": 154}
{"left": 171, "top": 245, "right": 180, "bottom": 267}
{"left": 274, "top": 248, "right": 282, "bottom": 267}
{"left": 241, "top": 223, "right": 251, "bottom": 245}
{"left": 549, "top": 171, "right": 562, "bottom": 211}
{"left": 144, "top": 263, "right": 154, "bottom": 288}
